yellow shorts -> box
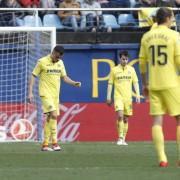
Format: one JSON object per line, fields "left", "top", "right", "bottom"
{"left": 150, "top": 86, "right": 180, "bottom": 116}
{"left": 41, "top": 96, "right": 60, "bottom": 115}
{"left": 114, "top": 99, "right": 132, "bottom": 116}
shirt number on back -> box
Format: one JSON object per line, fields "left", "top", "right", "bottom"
{"left": 149, "top": 45, "right": 167, "bottom": 66}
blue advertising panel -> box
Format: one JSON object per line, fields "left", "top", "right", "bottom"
{"left": 61, "top": 44, "right": 141, "bottom": 102}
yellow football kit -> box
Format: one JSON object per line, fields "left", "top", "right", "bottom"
{"left": 139, "top": 25, "right": 180, "bottom": 115}
{"left": 32, "top": 55, "right": 67, "bottom": 115}
{"left": 108, "top": 64, "right": 139, "bottom": 115}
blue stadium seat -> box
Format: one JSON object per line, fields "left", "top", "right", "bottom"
{"left": 130, "top": 0, "right": 136, "bottom": 7}
{"left": 118, "top": 14, "right": 137, "bottom": 27}
{"left": 103, "top": 14, "right": 120, "bottom": 29}
{"left": 43, "top": 14, "right": 64, "bottom": 30}
{"left": 23, "top": 15, "right": 42, "bottom": 27}
{"left": 16, "top": 17, "right": 24, "bottom": 26}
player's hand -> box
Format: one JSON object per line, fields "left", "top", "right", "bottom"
{"left": 142, "top": 86, "right": 149, "bottom": 101}
{"left": 74, "top": 81, "right": 81, "bottom": 87}
{"left": 136, "top": 96, "right": 141, "bottom": 104}
{"left": 106, "top": 99, "right": 112, "bottom": 106}
{"left": 28, "top": 93, "right": 34, "bottom": 104}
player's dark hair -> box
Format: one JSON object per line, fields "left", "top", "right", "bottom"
{"left": 119, "top": 50, "right": 129, "bottom": 58}
{"left": 156, "top": 7, "right": 172, "bottom": 25}
{"left": 53, "top": 45, "right": 64, "bottom": 54}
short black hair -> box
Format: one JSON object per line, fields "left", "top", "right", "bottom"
{"left": 53, "top": 45, "right": 64, "bottom": 54}
{"left": 119, "top": 50, "right": 129, "bottom": 58}
{"left": 156, "top": 7, "right": 172, "bottom": 25}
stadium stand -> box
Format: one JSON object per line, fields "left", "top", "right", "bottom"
{"left": 43, "top": 14, "right": 64, "bottom": 29}
{"left": 0, "top": 5, "right": 179, "bottom": 43}
{"left": 24, "top": 15, "right": 42, "bottom": 26}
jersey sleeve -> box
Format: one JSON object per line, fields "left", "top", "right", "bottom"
{"left": 175, "top": 33, "right": 180, "bottom": 66}
{"left": 132, "top": 67, "right": 138, "bottom": 83}
{"left": 61, "top": 61, "right": 67, "bottom": 77}
{"left": 108, "top": 69, "right": 114, "bottom": 85}
{"left": 32, "top": 60, "right": 42, "bottom": 77}
{"left": 139, "top": 37, "right": 147, "bottom": 73}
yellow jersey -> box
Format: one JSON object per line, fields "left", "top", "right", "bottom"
{"left": 139, "top": 25, "right": 180, "bottom": 90}
{"left": 108, "top": 64, "right": 139, "bottom": 101}
{"left": 32, "top": 55, "right": 67, "bottom": 98}
{"left": 150, "top": 23, "right": 158, "bottom": 30}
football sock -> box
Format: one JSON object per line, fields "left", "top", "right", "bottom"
{"left": 117, "top": 120, "right": 124, "bottom": 139}
{"left": 49, "top": 118, "right": 57, "bottom": 144}
{"left": 177, "top": 125, "right": 180, "bottom": 161}
{"left": 43, "top": 121, "right": 51, "bottom": 146}
{"left": 152, "top": 125, "right": 167, "bottom": 163}
{"left": 123, "top": 122, "right": 129, "bottom": 140}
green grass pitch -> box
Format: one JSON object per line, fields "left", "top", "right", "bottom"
{"left": 0, "top": 142, "right": 179, "bottom": 180}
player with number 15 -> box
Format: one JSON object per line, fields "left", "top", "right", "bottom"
{"left": 139, "top": 7, "right": 180, "bottom": 167}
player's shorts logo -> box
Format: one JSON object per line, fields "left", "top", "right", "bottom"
{"left": 10, "top": 119, "right": 34, "bottom": 141}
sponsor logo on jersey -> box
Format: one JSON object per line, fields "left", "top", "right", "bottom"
{"left": 47, "top": 69, "right": 61, "bottom": 73}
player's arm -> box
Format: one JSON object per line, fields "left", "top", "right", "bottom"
{"left": 139, "top": 38, "right": 148, "bottom": 98}
{"left": 139, "top": 39, "right": 147, "bottom": 76}
{"left": 28, "top": 60, "right": 41, "bottom": 103}
{"left": 141, "top": 73, "right": 149, "bottom": 98}
{"left": 140, "top": 68, "right": 149, "bottom": 99}
{"left": 61, "top": 61, "right": 81, "bottom": 87}
{"left": 106, "top": 83, "right": 113, "bottom": 106}
{"left": 174, "top": 34, "right": 180, "bottom": 81}
{"left": 176, "top": 56, "right": 180, "bottom": 77}
{"left": 62, "top": 76, "right": 81, "bottom": 87}
{"left": 106, "top": 70, "right": 114, "bottom": 106}
{"left": 132, "top": 68, "right": 140, "bottom": 103}
{"left": 175, "top": 34, "right": 180, "bottom": 69}
{"left": 175, "top": 56, "right": 180, "bottom": 67}
{"left": 28, "top": 74, "right": 36, "bottom": 103}
{"left": 133, "top": 82, "right": 140, "bottom": 103}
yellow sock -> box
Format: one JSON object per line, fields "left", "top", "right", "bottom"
{"left": 177, "top": 125, "right": 180, "bottom": 161}
{"left": 123, "top": 122, "right": 128, "bottom": 140}
{"left": 152, "top": 125, "right": 167, "bottom": 163}
{"left": 43, "top": 121, "right": 51, "bottom": 146}
{"left": 49, "top": 119, "right": 57, "bottom": 144}
{"left": 117, "top": 120, "right": 124, "bottom": 139}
